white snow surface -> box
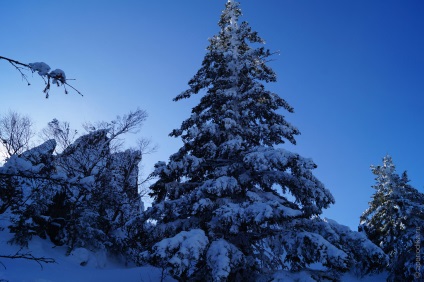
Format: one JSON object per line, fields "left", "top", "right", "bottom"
{"left": 0, "top": 218, "right": 176, "bottom": 282}
{"left": 273, "top": 270, "right": 387, "bottom": 282}
{"left": 0, "top": 220, "right": 388, "bottom": 281}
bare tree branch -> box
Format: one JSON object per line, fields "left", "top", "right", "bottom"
{"left": 83, "top": 108, "right": 149, "bottom": 152}
{"left": 0, "top": 110, "right": 34, "bottom": 159}
{"left": 39, "top": 119, "right": 78, "bottom": 154}
{"left": 0, "top": 249, "right": 56, "bottom": 270}
{"left": 0, "top": 56, "right": 29, "bottom": 68}
{"left": 8, "top": 60, "right": 31, "bottom": 86}
{"left": 0, "top": 55, "right": 82, "bottom": 98}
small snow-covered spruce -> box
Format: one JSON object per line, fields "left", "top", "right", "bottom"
{"left": 359, "top": 155, "right": 424, "bottom": 281}
{"left": 0, "top": 55, "right": 82, "bottom": 98}
{"left": 141, "top": 1, "right": 387, "bottom": 281}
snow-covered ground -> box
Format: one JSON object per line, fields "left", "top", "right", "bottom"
{"left": 0, "top": 218, "right": 386, "bottom": 282}
{"left": 0, "top": 219, "right": 174, "bottom": 282}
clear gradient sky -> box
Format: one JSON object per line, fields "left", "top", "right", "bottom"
{"left": 1, "top": 1, "right": 423, "bottom": 230}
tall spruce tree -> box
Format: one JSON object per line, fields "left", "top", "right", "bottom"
{"left": 360, "top": 155, "right": 424, "bottom": 281}
{"left": 141, "top": 1, "right": 386, "bottom": 281}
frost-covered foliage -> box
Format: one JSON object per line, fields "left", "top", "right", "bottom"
{"left": 142, "top": 229, "right": 209, "bottom": 279}
{"left": 0, "top": 130, "right": 143, "bottom": 260}
{"left": 141, "top": 1, "right": 387, "bottom": 281}
{"left": 206, "top": 239, "right": 244, "bottom": 281}
{"left": 359, "top": 155, "right": 424, "bottom": 281}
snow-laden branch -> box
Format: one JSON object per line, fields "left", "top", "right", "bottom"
{"left": 0, "top": 55, "right": 82, "bottom": 98}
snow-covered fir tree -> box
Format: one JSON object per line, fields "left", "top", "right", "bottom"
{"left": 141, "top": 1, "right": 387, "bottom": 281}
{"left": 360, "top": 155, "right": 424, "bottom": 281}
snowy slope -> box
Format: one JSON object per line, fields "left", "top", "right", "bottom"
{"left": 0, "top": 218, "right": 175, "bottom": 282}
{"left": 0, "top": 230, "right": 388, "bottom": 282}
{"left": 0, "top": 214, "right": 387, "bottom": 282}
{"left": 273, "top": 271, "right": 387, "bottom": 282}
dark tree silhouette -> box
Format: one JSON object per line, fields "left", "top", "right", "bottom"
{"left": 0, "top": 110, "right": 34, "bottom": 159}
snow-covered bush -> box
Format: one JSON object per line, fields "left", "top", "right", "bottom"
{"left": 2, "top": 139, "right": 57, "bottom": 246}
{"left": 2, "top": 130, "right": 143, "bottom": 261}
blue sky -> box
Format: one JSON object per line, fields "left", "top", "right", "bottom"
{"left": 1, "top": 0, "right": 423, "bottom": 230}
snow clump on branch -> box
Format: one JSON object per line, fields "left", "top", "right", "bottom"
{"left": 29, "top": 63, "right": 66, "bottom": 85}
{"left": 28, "top": 62, "right": 51, "bottom": 77}
{"left": 49, "top": 69, "right": 66, "bottom": 85}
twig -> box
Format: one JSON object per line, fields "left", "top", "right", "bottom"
{"left": 64, "top": 81, "right": 82, "bottom": 96}
{"left": 8, "top": 61, "right": 31, "bottom": 85}
{"left": 0, "top": 55, "right": 82, "bottom": 97}
{"left": 0, "top": 56, "right": 30, "bottom": 68}
{"left": 0, "top": 251, "right": 56, "bottom": 270}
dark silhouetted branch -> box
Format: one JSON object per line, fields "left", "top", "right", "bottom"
{"left": 0, "top": 55, "right": 82, "bottom": 98}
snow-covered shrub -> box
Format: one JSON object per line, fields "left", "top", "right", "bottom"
{"left": 3, "top": 130, "right": 143, "bottom": 261}
{"left": 2, "top": 140, "right": 57, "bottom": 246}
{"left": 53, "top": 130, "right": 143, "bottom": 256}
